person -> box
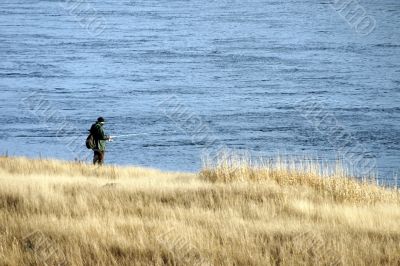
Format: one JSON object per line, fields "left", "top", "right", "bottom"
{"left": 90, "top": 117, "right": 112, "bottom": 165}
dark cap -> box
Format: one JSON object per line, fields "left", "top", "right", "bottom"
{"left": 97, "top": 117, "right": 105, "bottom": 123}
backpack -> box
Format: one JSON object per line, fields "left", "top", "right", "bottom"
{"left": 86, "top": 124, "right": 98, "bottom": 150}
{"left": 86, "top": 132, "right": 96, "bottom": 149}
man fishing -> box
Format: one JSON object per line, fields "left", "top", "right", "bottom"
{"left": 89, "top": 117, "right": 113, "bottom": 165}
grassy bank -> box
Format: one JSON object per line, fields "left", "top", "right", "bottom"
{"left": 0, "top": 156, "right": 399, "bottom": 265}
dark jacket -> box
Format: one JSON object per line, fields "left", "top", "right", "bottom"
{"left": 90, "top": 122, "right": 108, "bottom": 151}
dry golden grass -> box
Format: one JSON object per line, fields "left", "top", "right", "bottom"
{"left": 0, "top": 155, "right": 399, "bottom": 265}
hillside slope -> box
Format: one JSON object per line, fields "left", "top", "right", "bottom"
{"left": 0, "top": 156, "right": 399, "bottom": 265}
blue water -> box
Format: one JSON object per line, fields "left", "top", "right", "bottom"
{"left": 0, "top": 0, "right": 399, "bottom": 183}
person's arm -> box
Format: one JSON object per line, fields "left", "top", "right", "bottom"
{"left": 98, "top": 125, "right": 112, "bottom": 141}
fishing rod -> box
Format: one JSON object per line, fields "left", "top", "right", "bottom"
{"left": 111, "top": 133, "right": 150, "bottom": 138}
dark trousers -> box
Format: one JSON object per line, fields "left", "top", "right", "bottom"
{"left": 93, "top": 150, "right": 105, "bottom": 165}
